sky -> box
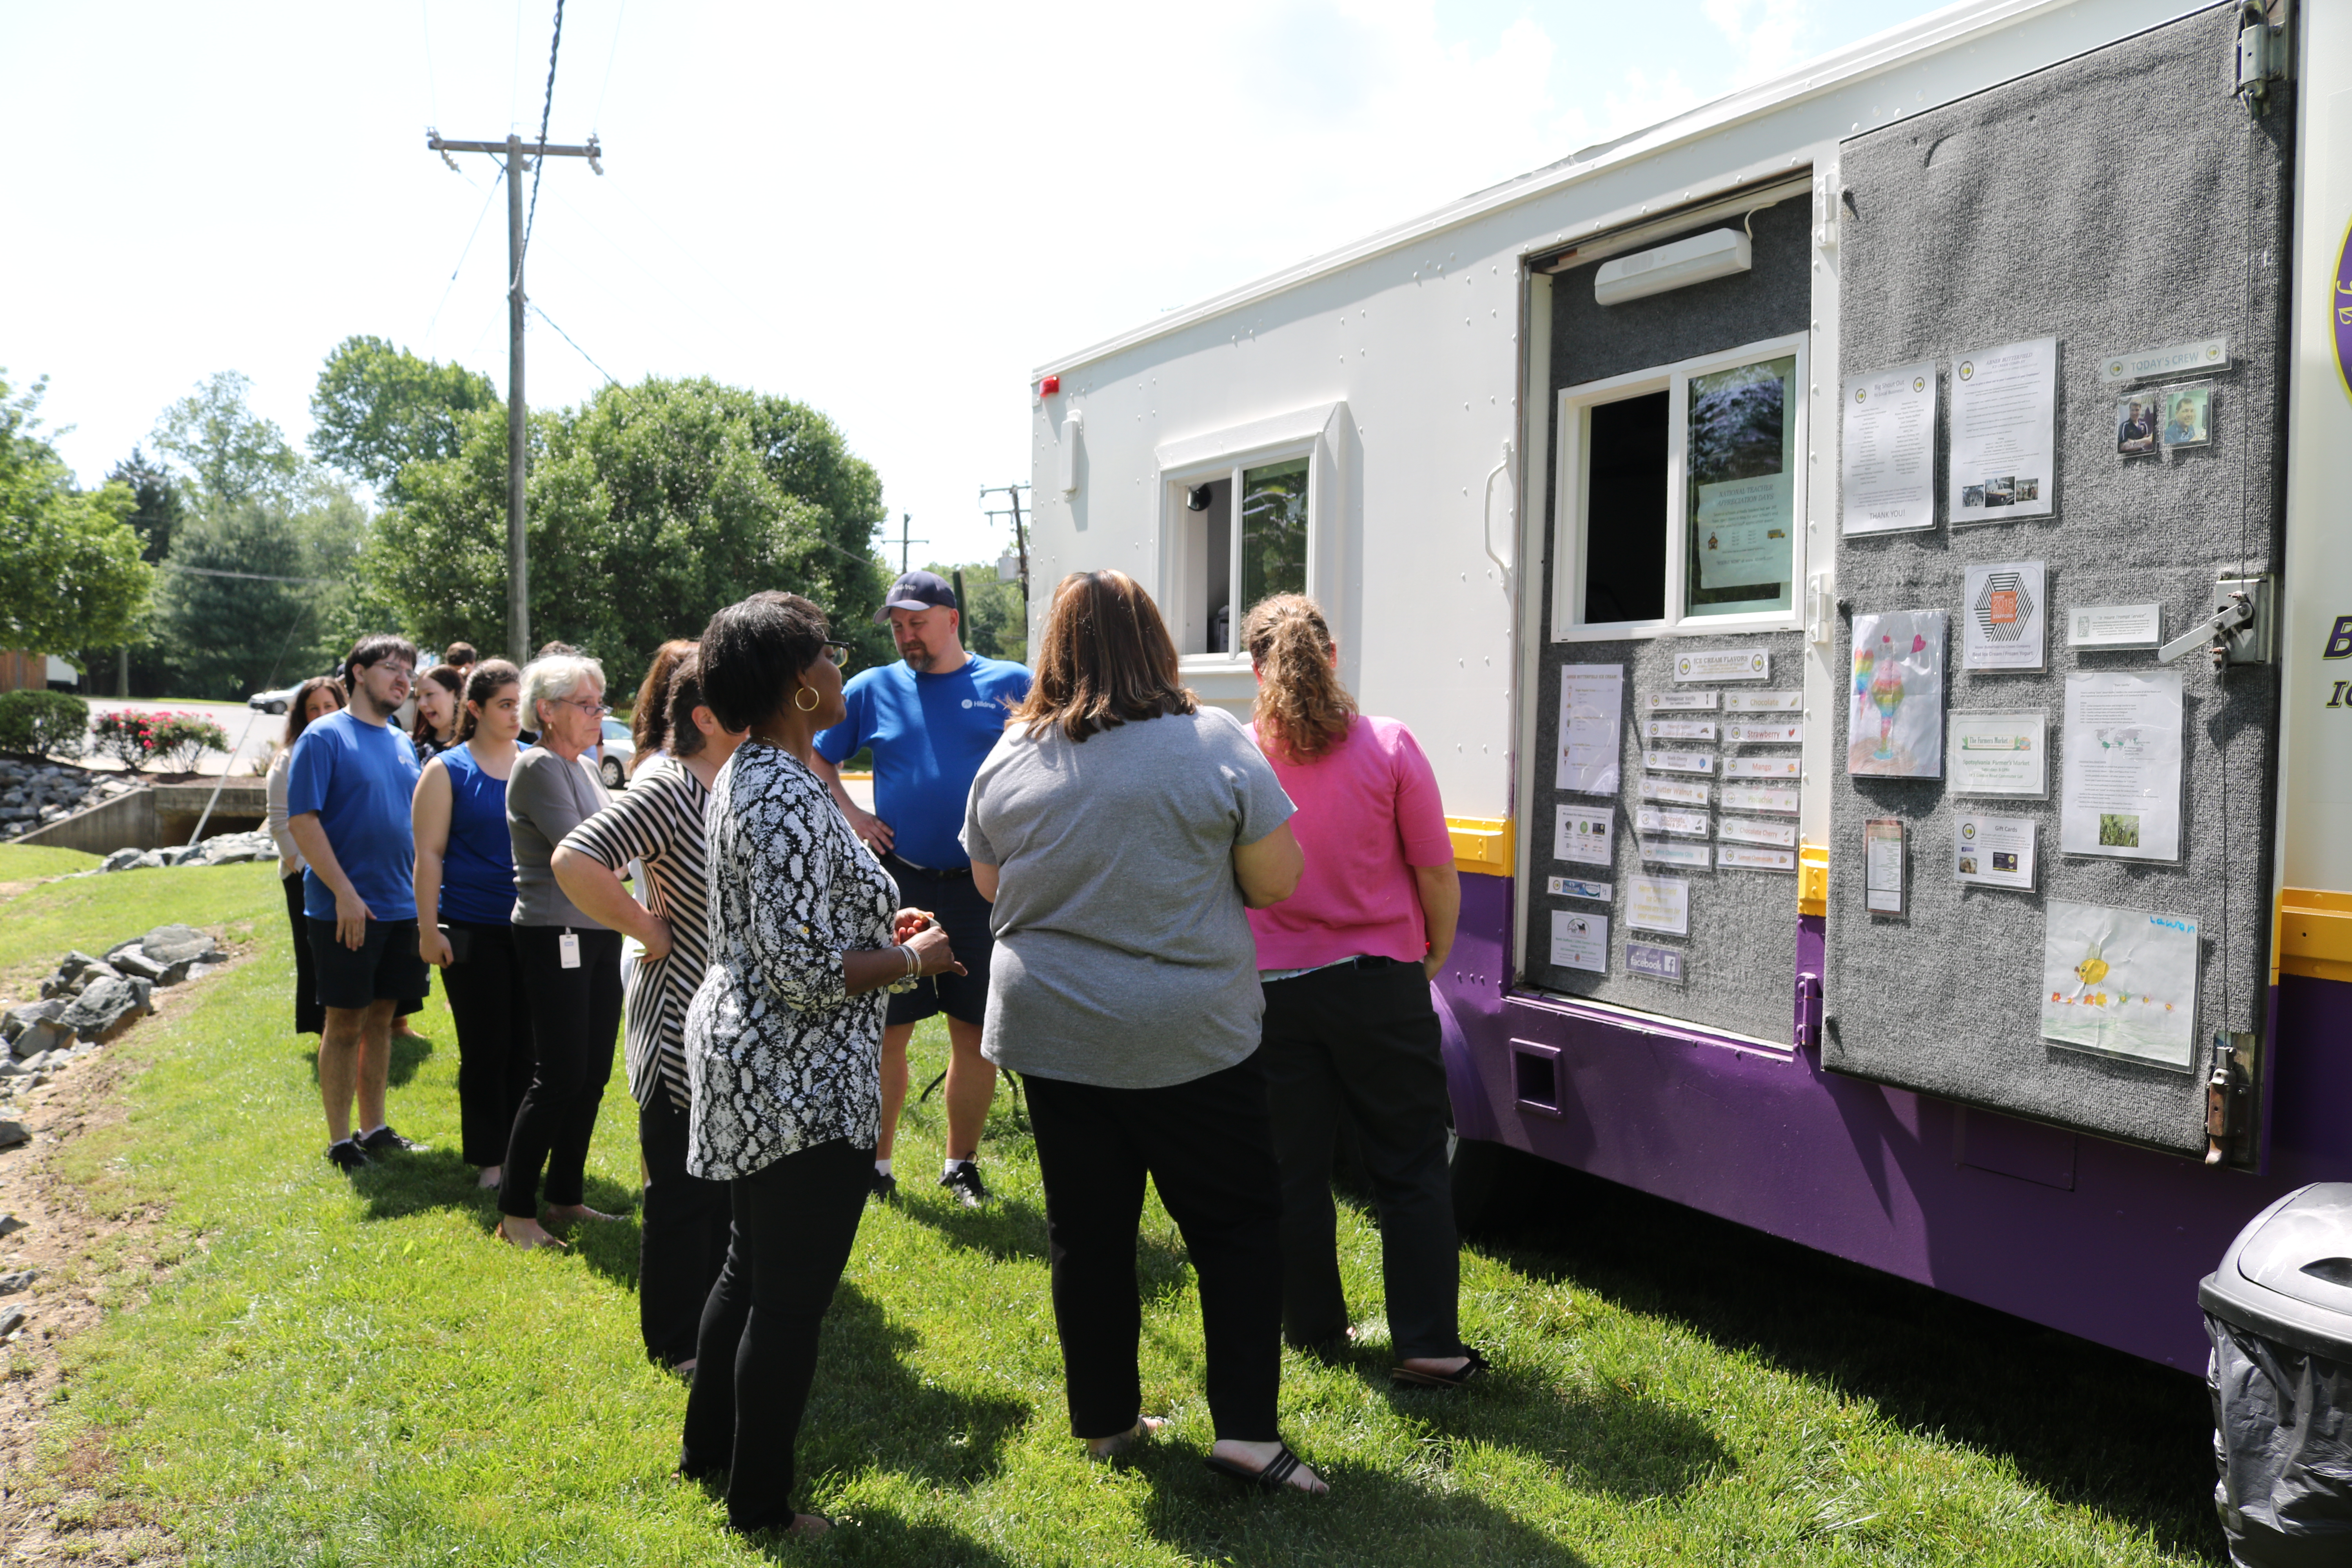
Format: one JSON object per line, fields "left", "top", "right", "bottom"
{"left": 2, "top": 0, "right": 1951, "bottom": 570}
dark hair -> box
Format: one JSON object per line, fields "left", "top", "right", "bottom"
{"left": 665, "top": 650, "right": 711, "bottom": 759}
{"left": 1010, "top": 570, "right": 1195, "bottom": 743}
{"left": 453, "top": 658, "right": 522, "bottom": 743}
{"left": 699, "top": 592, "right": 829, "bottom": 733}
{"left": 536, "top": 640, "right": 582, "bottom": 660}
{"left": 445, "top": 641, "right": 478, "bottom": 666}
{"left": 630, "top": 639, "right": 698, "bottom": 765}
{"left": 409, "top": 664, "right": 465, "bottom": 748}
{"left": 345, "top": 634, "right": 419, "bottom": 688}
{"left": 284, "top": 676, "right": 347, "bottom": 747}
{"left": 1243, "top": 594, "right": 1355, "bottom": 761}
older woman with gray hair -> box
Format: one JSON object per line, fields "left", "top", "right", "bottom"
{"left": 497, "top": 651, "right": 624, "bottom": 1250}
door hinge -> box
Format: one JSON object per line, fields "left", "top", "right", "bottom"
{"left": 2235, "top": 2, "right": 2286, "bottom": 110}
{"left": 1793, "top": 971, "right": 1823, "bottom": 1049}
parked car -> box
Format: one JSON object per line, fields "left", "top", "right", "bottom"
{"left": 248, "top": 671, "right": 339, "bottom": 714}
{"left": 596, "top": 717, "right": 635, "bottom": 789}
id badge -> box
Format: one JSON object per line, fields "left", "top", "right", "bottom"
{"left": 559, "top": 931, "right": 581, "bottom": 969}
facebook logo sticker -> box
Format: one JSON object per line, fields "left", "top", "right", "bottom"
{"left": 1625, "top": 943, "right": 1686, "bottom": 984}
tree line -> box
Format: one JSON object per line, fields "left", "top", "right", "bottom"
{"left": 2, "top": 339, "right": 1006, "bottom": 702}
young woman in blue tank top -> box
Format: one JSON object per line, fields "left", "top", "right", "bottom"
{"left": 412, "top": 661, "right": 534, "bottom": 1187}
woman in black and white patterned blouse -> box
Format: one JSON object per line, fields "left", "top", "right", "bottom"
{"left": 675, "top": 591, "right": 962, "bottom": 1541}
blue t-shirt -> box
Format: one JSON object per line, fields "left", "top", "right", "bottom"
{"left": 287, "top": 709, "right": 424, "bottom": 922}
{"left": 435, "top": 742, "right": 521, "bottom": 925}
{"left": 815, "top": 653, "right": 1032, "bottom": 870}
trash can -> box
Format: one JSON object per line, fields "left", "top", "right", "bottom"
{"left": 2201, "top": 1183, "right": 2352, "bottom": 1567}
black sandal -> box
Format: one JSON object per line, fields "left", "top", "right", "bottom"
{"left": 1390, "top": 1345, "right": 1492, "bottom": 1390}
{"left": 1205, "top": 1443, "right": 1321, "bottom": 1493}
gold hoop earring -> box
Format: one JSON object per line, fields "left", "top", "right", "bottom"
{"left": 794, "top": 686, "right": 820, "bottom": 713}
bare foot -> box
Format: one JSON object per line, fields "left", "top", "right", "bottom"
{"left": 496, "top": 1216, "right": 565, "bottom": 1251}
{"left": 783, "top": 1514, "right": 831, "bottom": 1538}
{"left": 1086, "top": 1415, "right": 1166, "bottom": 1459}
{"left": 1210, "top": 1438, "right": 1328, "bottom": 1494}
{"left": 544, "top": 1202, "right": 624, "bottom": 1227}
{"left": 475, "top": 1165, "right": 502, "bottom": 1189}
{"left": 674, "top": 1357, "right": 697, "bottom": 1379}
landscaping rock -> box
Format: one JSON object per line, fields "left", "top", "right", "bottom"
{"left": 100, "top": 847, "right": 142, "bottom": 871}
{"left": 131, "top": 850, "right": 166, "bottom": 869}
{"left": 0, "top": 1269, "right": 37, "bottom": 1293}
{"left": 2, "top": 1000, "right": 60, "bottom": 1045}
{"left": 0, "top": 1305, "right": 24, "bottom": 1338}
{"left": 59, "top": 975, "right": 149, "bottom": 1042}
{"left": 109, "top": 949, "right": 168, "bottom": 983}
{"left": 0, "top": 1122, "right": 27, "bottom": 1151}
{"left": 11, "top": 1020, "right": 65, "bottom": 1060}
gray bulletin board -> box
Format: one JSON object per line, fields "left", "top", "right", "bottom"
{"left": 1526, "top": 200, "right": 1811, "bottom": 1042}
{"left": 1823, "top": 4, "right": 2290, "bottom": 1155}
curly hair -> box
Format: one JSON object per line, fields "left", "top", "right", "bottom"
{"left": 1242, "top": 593, "right": 1356, "bottom": 762}
{"left": 629, "top": 639, "right": 698, "bottom": 770}
{"left": 1009, "top": 570, "right": 1195, "bottom": 743}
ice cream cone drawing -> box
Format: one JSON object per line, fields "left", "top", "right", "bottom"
{"left": 1867, "top": 634, "right": 1905, "bottom": 760}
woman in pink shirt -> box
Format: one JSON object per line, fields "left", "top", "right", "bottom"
{"left": 1242, "top": 594, "right": 1482, "bottom": 1389}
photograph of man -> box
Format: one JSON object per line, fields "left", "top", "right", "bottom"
{"left": 810, "top": 570, "right": 1033, "bottom": 1208}
{"left": 2116, "top": 395, "right": 2158, "bottom": 456}
{"left": 2162, "top": 385, "right": 2210, "bottom": 448}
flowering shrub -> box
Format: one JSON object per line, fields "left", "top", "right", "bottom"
{"left": 92, "top": 709, "right": 231, "bottom": 773}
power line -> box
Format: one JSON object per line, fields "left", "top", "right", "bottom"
{"left": 593, "top": 0, "right": 625, "bottom": 129}
{"left": 519, "top": 0, "right": 567, "bottom": 282}
{"left": 423, "top": 165, "right": 505, "bottom": 346}
{"left": 164, "top": 563, "right": 341, "bottom": 586}
{"left": 530, "top": 301, "right": 617, "bottom": 385}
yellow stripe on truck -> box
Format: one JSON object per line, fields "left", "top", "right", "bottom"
{"left": 2276, "top": 888, "right": 2352, "bottom": 985}
{"left": 1447, "top": 817, "right": 1513, "bottom": 877}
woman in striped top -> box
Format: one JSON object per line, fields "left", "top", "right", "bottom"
{"left": 553, "top": 650, "right": 742, "bottom": 1374}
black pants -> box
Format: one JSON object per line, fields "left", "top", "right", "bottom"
{"left": 639, "top": 1090, "right": 733, "bottom": 1367}
{"left": 1259, "top": 959, "right": 1463, "bottom": 1360}
{"left": 679, "top": 1137, "right": 871, "bottom": 1533}
{"left": 1024, "top": 1054, "right": 1284, "bottom": 1441}
{"left": 499, "top": 926, "right": 621, "bottom": 1220}
{"left": 438, "top": 920, "right": 537, "bottom": 1168}
{"left": 283, "top": 872, "right": 324, "bottom": 1036}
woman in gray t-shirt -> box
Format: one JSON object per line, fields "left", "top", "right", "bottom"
{"left": 496, "top": 652, "right": 619, "bottom": 1251}
{"left": 962, "top": 570, "right": 1327, "bottom": 1495}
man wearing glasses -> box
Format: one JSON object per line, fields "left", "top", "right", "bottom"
{"left": 811, "top": 570, "right": 1032, "bottom": 1207}
{"left": 287, "top": 634, "right": 432, "bottom": 1174}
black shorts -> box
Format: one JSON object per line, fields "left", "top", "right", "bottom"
{"left": 307, "top": 917, "right": 431, "bottom": 1012}
{"left": 882, "top": 855, "right": 995, "bottom": 1029}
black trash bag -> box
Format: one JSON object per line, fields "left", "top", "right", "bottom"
{"left": 2208, "top": 1313, "right": 2352, "bottom": 1567}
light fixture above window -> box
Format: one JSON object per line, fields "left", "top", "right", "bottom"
{"left": 1593, "top": 228, "right": 1751, "bottom": 306}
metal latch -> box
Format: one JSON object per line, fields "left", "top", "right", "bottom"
{"left": 2157, "top": 575, "right": 2274, "bottom": 670}
{"left": 2204, "top": 1031, "right": 2256, "bottom": 1167}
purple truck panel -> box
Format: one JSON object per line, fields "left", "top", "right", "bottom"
{"left": 1437, "top": 875, "right": 2352, "bottom": 1370}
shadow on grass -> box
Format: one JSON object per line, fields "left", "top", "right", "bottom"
{"left": 1473, "top": 1152, "right": 2223, "bottom": 1561}
{"left": 735, "top": 1510, "right": 1018, "bottom": 1566}
{"left": 1141, "top": 1450, "right": 1593, "bottom": 1567}
{"left": 296, "top": 1027, "right": 434, "bottom": 1092}
{"left": 896, "top": 1192, "right": 1192, "bottom": 1304}
{"left": 348, "top": 1141, "right": 639, "bottom": 1276}
{"left": 798, "top": 1283, "right": 1034, "bottom": 1492}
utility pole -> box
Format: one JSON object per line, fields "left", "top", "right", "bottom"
{"left": 978, "top": 482, "right": 1032, "bottom": 615}
{"left": 426, "top": 128, "right": 604, "bottom": 663}
{"left": 895, "top": 512, "right": 927, "bottom": 575}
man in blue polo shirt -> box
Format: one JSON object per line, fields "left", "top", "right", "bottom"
{"left": 287, "top": 633, "right": 430, "bottom": 1175}
{"left": 813, "top": 570, "right": 1031, "bottom": 1207}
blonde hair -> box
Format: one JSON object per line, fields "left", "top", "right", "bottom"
{"left": 1243, "top": 593, "right": 1355, "bottom": 762}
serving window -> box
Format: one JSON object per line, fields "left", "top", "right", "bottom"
{"left": 1553, "top": 333, "right": 1807, "bottom": 641}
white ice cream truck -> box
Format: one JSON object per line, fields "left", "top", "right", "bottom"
{"left": 1023, "top": 0, "right": 2350, "bottom": 1375}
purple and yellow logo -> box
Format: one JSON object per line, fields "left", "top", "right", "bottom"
{"left": 2336, "top": 213, "right": 2352, "bottom": 405}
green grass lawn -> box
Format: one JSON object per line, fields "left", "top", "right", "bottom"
{"left": 11, "top": 864, "right": 2223, "bottom": 1565}
{"left": 0, "top": 842, "right": 102, "bottom": 886}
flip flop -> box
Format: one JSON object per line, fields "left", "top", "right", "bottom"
{"left": 1390, "top": 1346, "right": 1492, "bottom": 1390}
{"left": 1204, "top": 1443, "right": 1323, "bottom": 1494}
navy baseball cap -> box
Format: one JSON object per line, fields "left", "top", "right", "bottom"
{"left": 873, "top": 569, "right": 958, "bottom": 623}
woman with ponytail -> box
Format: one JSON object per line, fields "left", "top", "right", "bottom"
{"left": 1240, "top": 593, "right": 1483, "bottom": 1390}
